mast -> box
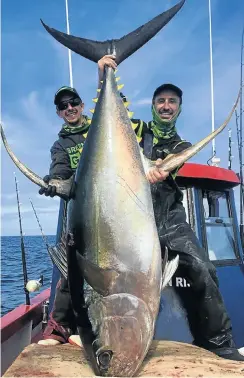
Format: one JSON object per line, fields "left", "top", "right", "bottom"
{"left": 208, "top": 0, "right": 217, "bottom": 164}
{"left": 14, "top": 174, "right": 30, "bottom": 305}
{"left": 65, "top": 0, "right": 74, "bottom": 87}
{"left": 239, "top": 26, "right": 244, "bottom": 245}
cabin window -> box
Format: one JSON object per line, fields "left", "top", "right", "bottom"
{"left": 202, "top": 190, "right": 237, "bottom": 261}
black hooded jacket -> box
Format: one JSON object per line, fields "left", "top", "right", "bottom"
{"left": 49, "top": 116, "right": 90, "bottom": 180}
{"left": 133, "top": 119, "right": 192, "bottom": 229}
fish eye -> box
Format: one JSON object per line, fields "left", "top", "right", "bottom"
{"left": 97, "top": 350, "right": 113, "bottom": 369}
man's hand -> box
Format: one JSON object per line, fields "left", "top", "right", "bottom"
{"left": 98, "top": 55, "right": 117, "bottom": 82}
{"left": 39, "top": 175, "right": 57, "bottom": 198}
{"left": 146, "top": 159, "right": 169, "bottom": 184}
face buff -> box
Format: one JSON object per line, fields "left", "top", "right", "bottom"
{"left": 150, "top": 104, "right": 182, "bottom": 144}
{"left": 62, "top": 115, "right": 90, "bottom": 134}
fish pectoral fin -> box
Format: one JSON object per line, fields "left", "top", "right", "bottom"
{"left": 161, "top": 246, "right": 168, "bottom": 273}
{"left": 76, "top": 253, "right": 119, "bottom": 297}
{"left": 162, "top": 254, "right": 179, "bottom": 290}
{"left": 48, "top": 244, "right": 68, "bottom": 280}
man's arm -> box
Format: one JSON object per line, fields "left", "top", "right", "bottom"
{"left": 151, "top": 138, "right": 192, "bottom": 183}
{"left": 167, "top": 138, "right": 192, "bottom": 178}
{"left": 97, "top": 55, "right": 117, "bottom": 88}
{"left": 49, "top": 142, "right": 73, "bottom": 180}
{"left": 97, "top": 54, "right": 146, "bottom": 137}
{"left": 172, "top": 139, "right": 192, "bottom": 154}
{"left": 39, "top": 142, "right": 73, "bottom": 197}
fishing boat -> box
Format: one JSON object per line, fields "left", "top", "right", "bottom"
{"left": 1, "top": 0, "right": 244, "bottom": 376}
{"left": 1, "top": 161, "right": 243, "bottom": 376}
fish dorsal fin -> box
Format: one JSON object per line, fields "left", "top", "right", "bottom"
{"left": 76, "top": 252, "right": 119, "bottom": 297}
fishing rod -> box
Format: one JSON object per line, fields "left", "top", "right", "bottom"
{"left": 30, "top": 198, "right": 68, "bottom": 278}
{"left": 14, "top": 174, "right": 30, "bottom": 305}
{"left": 29, "top": 198, "right": 50, "bottom": 254}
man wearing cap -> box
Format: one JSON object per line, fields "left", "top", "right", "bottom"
{"left": 38, "top": 55, "right": 118, "bottom": 345}
{"left": 37, "top": 85, "right": 91, "bottom": 345}
{"left": 39, "top": 87, "right": 89, "bottom": 196}
{"left": 38, "top": 56, "right": 244, "bottom": 361}
{"left": 39, "top": 54, "right": 117, "bottom": 197}
{"left": 131, "top": 82, "right": 244, "bottom": 361}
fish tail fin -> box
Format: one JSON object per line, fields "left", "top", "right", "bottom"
{"left": 41, "top": 0, "right": 185, "bottom": 65}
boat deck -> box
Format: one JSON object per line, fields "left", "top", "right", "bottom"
{"left": 3, "top": 341, "right": 244, "bottom": 377}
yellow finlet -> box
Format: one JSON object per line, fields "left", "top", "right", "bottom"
{"left": 115, "top": 77, "right": 121, "bottom": 82}
{"left": 114, "top": 69, "right": 118, "bottom": 74}
{"left": 89, "top": 109, "right": 95, "bottom": 114}
{"left": 92, "top": 98, "right": 98, "bottom": 103}
{"left": 97, "top": 88, "right": 101, "bottom": 93}
{"left": 117, "top": 84, "right": 124, "bottom": 91}
{"left": 137, "top": 136, "right": 142, "bottom": 143}
{"left": 124, "top": 101, "right": 130, "bottom": 108}
{"left": 100, "top": 80, "right": 103, "bottom": 84}
{"left": 128, "top": 111, "right": 134, "bottom": 119}
{"left": 83, "top": 133, "right": 88, "bottom": 138}
{"left": 87, "top": 119, "right": 92, "bottom": 125}
{"left": 131, "top": 122, "right": 138, "bottom": 130}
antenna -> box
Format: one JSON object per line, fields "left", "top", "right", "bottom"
{"left": 235, "top": 111, "right": 244, "bottom": 208}
{"left": 208, "top": 0, "right": 217, "bottom": 164}
{"left": 228, "top": 128, "right": 233, "bottom": 170}
{"left": 14, "top": 174, "right": 30, "bottom": 305}
{"left": 65, "top": 0, "right": 74, "bottom": 87}
{"left": 239, "top": 25, "right": 244, "bottom": 247}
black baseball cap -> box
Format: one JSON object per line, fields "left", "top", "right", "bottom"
{"left": 153, "top": 83, "right": 183, "bottom": 103}
{"left": 54, "top": 86, "right": 81, "bottom": 105}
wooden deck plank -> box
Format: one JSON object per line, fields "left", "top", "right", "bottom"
{"left": 3, "top": 341, "right": 244, "bottom": 377}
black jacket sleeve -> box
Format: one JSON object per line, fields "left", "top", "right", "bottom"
{"left": 169, "top": 137, "right": 192, "bottom": 178}
{"left": 130, "top": 118, "right": 148, "bottom": 141}
{"left": 49, "top": 141, "right": 74, "bottom": 180}
{"left": 171, "top": 139, "right": 192, "bottom": 154}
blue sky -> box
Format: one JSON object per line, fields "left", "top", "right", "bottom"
{"left": 1, "top": 0, "right": 243, "bottom": 236}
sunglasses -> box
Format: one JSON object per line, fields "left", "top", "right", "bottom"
{"left": 57, "top": 98, "right": 82, "bottom": 111}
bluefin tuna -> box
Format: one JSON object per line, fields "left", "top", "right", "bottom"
{"left": 0, "top": 0, "right": 240, "bottom": 375}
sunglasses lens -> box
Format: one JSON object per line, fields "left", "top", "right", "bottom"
{"left": 58, "top": 103, "right": 68, "bottom": 111}
{"left": 58, "top": 98, "right": 81, "bottom": 111}
{"left": 72, "top": 98, "right": 81, "bottom": 106}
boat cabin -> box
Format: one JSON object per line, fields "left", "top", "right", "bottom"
{"left": 154, "top": 162, "right": 244, "bottom": 348}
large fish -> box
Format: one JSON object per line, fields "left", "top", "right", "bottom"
{"left": 0, "top": 0, "right": 240, "bottom": 376}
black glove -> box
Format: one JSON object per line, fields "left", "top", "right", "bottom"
{"left": 39, "top": 175, "right": 57, "bottom": 198}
